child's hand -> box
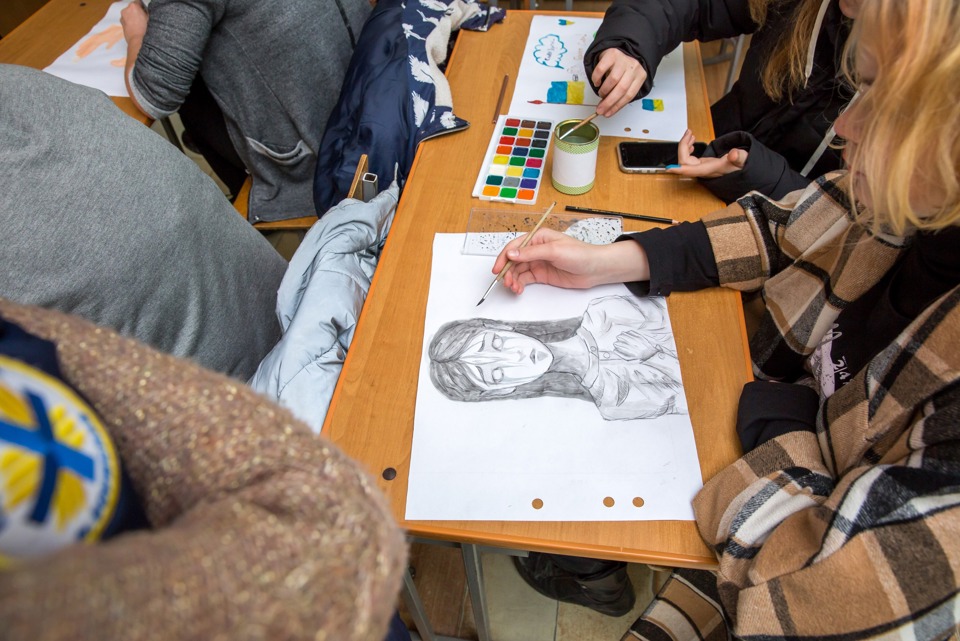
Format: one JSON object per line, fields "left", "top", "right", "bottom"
{"left": 120, "top": 1, "right": 149, "bottom": 45}
{"left": 667, "top": 129, "right": 748, "bottom": 178}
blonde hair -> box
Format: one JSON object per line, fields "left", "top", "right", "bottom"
{"left": 758, "top": 0, "right": 830, "bottom": 101}
{"left": 842, "top": 0, "right": 960, "bottom": 233}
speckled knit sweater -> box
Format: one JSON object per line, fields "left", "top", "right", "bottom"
{"left": 0, "top": 299, "right": 407, "bottom": 641}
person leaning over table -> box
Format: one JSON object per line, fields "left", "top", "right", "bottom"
{"left": 119, "top": 0, "right": 372, "bottom": 222}
{"left": 586, "top": 0, "right": 862, "bottom": 203}
{"left": 0, "top": 64, "right": 284, "bottom": 381}
{"left": 496, "top": 0, "right": 960, "bottom": 636}
{"left": 0, "top": 298, "right": 408, "bottom": 641}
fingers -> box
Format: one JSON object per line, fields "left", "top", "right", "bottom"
{"left": 676, "top": 129, "right": 696, "bottom": 162}
{"left": 666, "top": 156, "right": 733, "bottom": 178}
{"left": 727, "top": 148, "right": 748, "bottom": 169}
{"left": 120, "top": 2, "right": 148, "bottom": 40}
{"left": 592, "top": 49, "right": 646, "bottom": 117}
{"left": 590, "top": 49, "right": 616, "bottom": 91}
{"left": 501, "top": 261, "right": 536, "bottom": 294}
{"left": 491, "top": 228, "right": 564, "bottom": 274}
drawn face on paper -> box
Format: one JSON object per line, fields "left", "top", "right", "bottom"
{"left": 457, "top": 330, "right": 553, "bottom": 391}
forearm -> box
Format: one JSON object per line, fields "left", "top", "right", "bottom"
{"left": 622, "top": 221, "right": 720, "bottom": 296}
{"left": 694, "top": 437, "right": 960, "bottom": 640}
{"left": 700, "top": 132, "right": 813, "bottom": 203}
{"left": 123, "top": 0, "right": 218, "bottom": 119}
{"left": 123, "top": 36, "right": 149, "bottom": 116}
{"left": 585, "top": 0, "right": 757, "bottom": 95}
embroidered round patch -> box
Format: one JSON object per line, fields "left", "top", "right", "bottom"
{"left": 0, "top": 356, "right": 119, "bottom": 565}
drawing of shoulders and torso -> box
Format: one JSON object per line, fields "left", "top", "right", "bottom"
{"left": 577, "top": 296, "right": 686, "bottom": 420}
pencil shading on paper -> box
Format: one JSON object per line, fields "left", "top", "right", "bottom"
{"left": 406, "top": 234, "right": 702, "bottom": 522}
{"left": 429, "top": 296, "right": 687, "bottom": 421}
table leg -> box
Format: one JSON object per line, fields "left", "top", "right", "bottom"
{"left": 461, "top": 543, "right": 492, "bottom": 641}
{"left": 401, "top": 567, "right": 466, "bottom": 641}
{"left": 158, "top": 116, "right": 184, "bottom": 153}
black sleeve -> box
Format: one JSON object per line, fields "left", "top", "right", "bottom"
{"left": 620, "top": 221, "right": 719, "bottom": 297}
{"left": 584, "top": 0, "right": 757, "bottom": 99}
{"left": 699, "top": 132, "right": 813, "bottom": 203}
{"left": 736, "top": 381, "right": 820, "bottom": 452}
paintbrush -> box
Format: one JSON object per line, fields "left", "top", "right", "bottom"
{"left": 557, "top": 112, "right": 599, "bottom": 141}
{"left": 476, "top": 201, "right": 557, "bottom": 306}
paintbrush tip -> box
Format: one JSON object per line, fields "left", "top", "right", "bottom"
{"left": 476, "top": 298, "right": 485, "bottom": 306}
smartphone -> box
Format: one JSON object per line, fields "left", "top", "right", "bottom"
{"left": 617, "top": 141, "right": 707, "bottom": 174}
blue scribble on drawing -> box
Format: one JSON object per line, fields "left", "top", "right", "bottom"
{"left": 533, "top": 34, "right": 567, "bottom": 69}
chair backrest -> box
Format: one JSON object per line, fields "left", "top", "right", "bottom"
{"left": 233, "top": 155, "right": 371, "bottom": 231}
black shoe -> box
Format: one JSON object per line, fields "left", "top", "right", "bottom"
{"left": 514, "top": 553, "right": 636, "bottom": 617}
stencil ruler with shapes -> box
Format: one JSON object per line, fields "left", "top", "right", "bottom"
{"left": 463, "top": 209, "right": 622, "bottom": 256}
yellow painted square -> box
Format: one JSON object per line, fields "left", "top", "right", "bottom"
{"left": 568, "top": 81, "right": 585, "bottom": 104}
{"left": 493, "top": 155, "right": 509, "bottom": 165}
{"left": 518, "top": 128, "right": 534, "bottom": 137}
{"left": 506, "top": 166, "right": 523, "bottom": 176}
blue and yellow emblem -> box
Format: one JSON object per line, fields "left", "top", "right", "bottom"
{"left": 0, "top": 356, "right": 119, "bottom": 566}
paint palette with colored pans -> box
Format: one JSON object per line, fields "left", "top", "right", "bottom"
{"left": 471, "top": 116, "right": 554, "bottom": 204}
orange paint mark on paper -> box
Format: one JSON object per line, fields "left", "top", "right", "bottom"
{"left": 75, "top": 25, "right": 124, "bottom": 59}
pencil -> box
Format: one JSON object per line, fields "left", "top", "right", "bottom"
{"left": 564, "top": 205, "right": 679, "bottom": 225}
{"left": 476, "top": 201, "right": 557, "bottom": 306}
{"left": 491, "top": 74, "right": 509, "bottom": 124}
{"left": 557, "top": 112, "right": 598, "bottom": 140}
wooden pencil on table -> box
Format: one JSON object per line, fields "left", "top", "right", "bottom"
{"left": 564, "top": 205, "right": 679, "bottom": 225}
{"left": 491, "top": 74, "right": 509, "bottom": 124}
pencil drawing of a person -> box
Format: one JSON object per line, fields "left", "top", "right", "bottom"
{"left": 428, "top": 295, "right": 686, "bottom": 420}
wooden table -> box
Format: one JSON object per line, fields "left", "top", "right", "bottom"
{"left": 0, "top": 0, "right": 149, "bottom": 124}
{"left": 323, "top": 10, "right": 751, "bottom": 640}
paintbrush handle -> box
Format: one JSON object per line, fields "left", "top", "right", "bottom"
{"left": 559, "top": 112, "right": 598, "bottom": 140}
{"left": 494, "top": 201, "right": 556, "bottom": 283}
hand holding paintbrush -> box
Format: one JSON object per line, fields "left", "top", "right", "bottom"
{"left": 476, "top": 201, "right": 557, "bottom": 305}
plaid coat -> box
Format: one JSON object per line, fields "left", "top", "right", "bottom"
{"left": 626, "top": 175, "right": 960, "bottom": 641}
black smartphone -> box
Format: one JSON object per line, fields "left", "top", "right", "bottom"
{"left": 617, "top": 141, "right": 707, "bottom": 174}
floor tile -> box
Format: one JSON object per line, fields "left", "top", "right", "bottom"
{"left": 483, "top": 552, "right": 557, "bottom": 641}
{"left": 402, "top": 542, "right": 469, "bottom": 638}
{"left": 554, "top": 563, "right": 654, "bottom": 641}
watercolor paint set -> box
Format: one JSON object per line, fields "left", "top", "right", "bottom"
{"left": 471, "top": 116, "right": 554, "bottom": 204}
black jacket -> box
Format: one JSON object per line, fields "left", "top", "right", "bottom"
{"left": 585, "top": 0, "right": 853, "bottom": 201}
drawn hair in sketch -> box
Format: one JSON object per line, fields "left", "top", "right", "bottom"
{"left": 429, "top": 316, "right": 592, "bottom": 403}
{"left": 428, "top": 295, "right": 686, "bottom": 421}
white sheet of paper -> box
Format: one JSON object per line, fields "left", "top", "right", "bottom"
{"left": 44, "top": 1, "right": 131, "bottom": 97}
{"left": 508, "top": 15, "right": 688, "bottom": 141}
{"left": 406, "top": 234, "right": 703, "bottom": 521}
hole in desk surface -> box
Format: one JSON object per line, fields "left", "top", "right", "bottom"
{"left": 382, "top": 467, "right": 397, "bottom": 481}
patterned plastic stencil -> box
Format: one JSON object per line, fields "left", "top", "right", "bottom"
{"left": 462, "top": 208, "right": 623, "bottom": 256}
